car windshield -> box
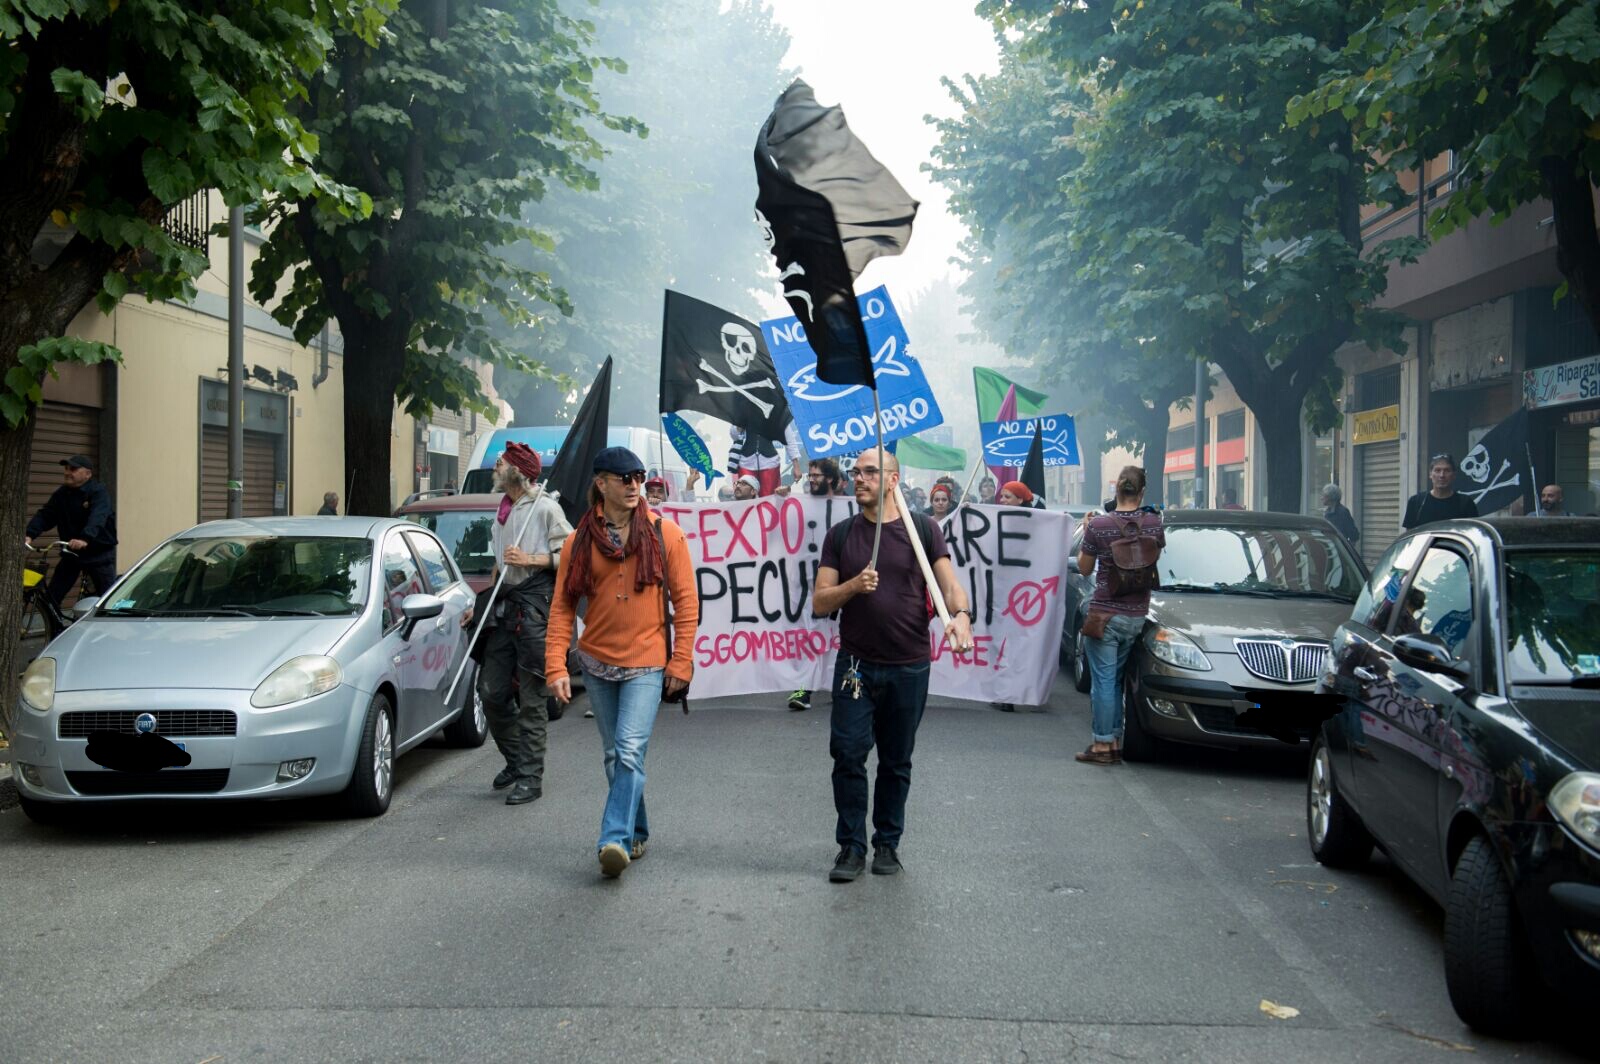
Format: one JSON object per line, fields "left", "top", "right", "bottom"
{"left": 100, "top": 536, "right": 373, "bottom": 617}
{"left": 1504, "top": 549, "right": 1600, "bottom": 685}
{"left": 1158, "top": 524, "right": 1364, "bottom": 601}
{"left": 403, "top": 509, "right": 495, "bottom": 577}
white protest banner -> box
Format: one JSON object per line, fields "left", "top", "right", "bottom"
{"left": 656, "top": 495, "right": 1071, "bottom": 705}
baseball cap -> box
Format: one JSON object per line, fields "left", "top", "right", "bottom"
{"left": 59, "top": 454, "right": 94, "bottom": 471}
{"left": 592, "top": 446, "right": 646, "bottom": 475}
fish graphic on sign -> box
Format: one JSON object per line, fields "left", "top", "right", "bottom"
{"left": 785, "top": 335, "right": 913, "bottom": 403}
{"left": 980, "top": 413, "right": 1080, "bottom": 468}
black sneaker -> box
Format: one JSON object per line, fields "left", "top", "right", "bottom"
{"left": 492, "top": 766, "right": 517, "bottom": 790}
{"left": 871, "top": 846, "right": 903, "bottom": 876}
{"left": 828, "top": 847, "right": 866, "bottom": 883}
{"left": 788, "top": 690, "right": 811, "bottom": 712}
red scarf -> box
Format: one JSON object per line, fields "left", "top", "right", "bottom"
{"left": 563, "top": 504, "right": 664, "bottom": 602}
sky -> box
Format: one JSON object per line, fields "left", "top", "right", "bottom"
{"left": 757, "top": 0, "right": 1002, "bottom": 312}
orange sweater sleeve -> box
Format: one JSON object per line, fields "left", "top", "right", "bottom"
{"left": 545, "top": 529, "right": 579, "bottom": 684}
{"left": 662, "top": 519, "right": 700, "bottom": 682}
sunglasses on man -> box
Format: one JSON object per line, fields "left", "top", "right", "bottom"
{"left": 602, "top": 470, "right": 647, "bottom": 485}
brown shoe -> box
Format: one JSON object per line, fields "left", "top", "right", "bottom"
{"left": 598, "top": 842, "right": 630, "bottom": 878}
{"left": 1074, "top": 745, "right": 1118, "bottom": 765}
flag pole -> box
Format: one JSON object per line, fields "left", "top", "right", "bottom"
{"left": 868, "top": 388, "right": 887, "bottom": 570}
{"left": 894, "top": 481, "right": 950, "bottom": 627}
{"left": 955, "top": 456, "right": 985, "bottom": 512}
{"left": 1527, "top": 442, "right": 1541, "bottom": 516}
{"left": 443, "top": 481, "right": 547, "bottom": 708}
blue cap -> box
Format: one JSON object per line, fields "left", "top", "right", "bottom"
{"left": 592, "top": 446, "right": 645, "bottom": 475}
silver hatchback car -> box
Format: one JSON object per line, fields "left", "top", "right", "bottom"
{"left": 12, "top": 517, "right": 486, "bottom": 822}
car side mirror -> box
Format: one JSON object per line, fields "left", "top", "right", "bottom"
{"left": 1393, "top": 632, "right": 1471, "bottom": 683}
{"left": 399, "top": 593, "right": 444, "bottom": 641}
{"left": 72, "top": 597, "right": 100, "bottom": 618}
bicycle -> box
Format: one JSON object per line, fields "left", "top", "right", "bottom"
{"left": 21, "top": 540, "right": 82, "bottom": 642}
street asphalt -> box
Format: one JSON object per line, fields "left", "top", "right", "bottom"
{"left": 0, "top": 677, "right": 1589, "bottom": 1063}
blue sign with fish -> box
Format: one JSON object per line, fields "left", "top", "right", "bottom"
{"left": 980, "top": 413, "right": 1080, "bottom": 468}
{"left": 661, "top": 412, "right": 722, "bottom": 484}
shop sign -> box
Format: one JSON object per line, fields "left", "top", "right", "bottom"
{"left": 426, "top": 426, "right": 460, "bottom": 456}
{"left": 1524, "top": 352, "right": 1600, "bottom": 410}
{"left": 1351, "top": 404, "right": 1400, "bottom": 445}
{"left": 200, "top": 378, "right": 287, "bottom": 435}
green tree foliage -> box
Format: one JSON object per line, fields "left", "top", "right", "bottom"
{"left": 492, "top": 0, "right": 793, "bottom": 425}
{"left": 975, "top": 0, "right": 1422, "bottom": 512}
{"left": 1290, "top": 0, "right": 1600, "bottom": 338}
{"left": 928, "top": 43, "right": 1198, "bottom": 502}
{"left": 249, "top": 0, "right": 640, "bottom": 515}
{"left": 0, "top": 0, "right": 388, "bottom": 726}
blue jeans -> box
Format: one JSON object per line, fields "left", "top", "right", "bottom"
{"left": 585, "top": 669, "right": 664, "bottom": 851}
{"left": 829, "top": 656, "right": 930, "bottom": 854}
{"left": 1085, "top": 614, "right": 1146, "bottom": 743}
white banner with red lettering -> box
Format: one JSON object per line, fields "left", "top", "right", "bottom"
{"left": 656, "top": 496, "right": 1071, "bottom": 705}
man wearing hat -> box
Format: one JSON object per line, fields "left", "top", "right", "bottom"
{"left": 25, "top": 454, "right": 119, "bottom": 606}
{"left": 461, "top": 441, "right": 572, "bottom": 806}
{"left": 733, "top": 474, "right": 761, "bottom": 502}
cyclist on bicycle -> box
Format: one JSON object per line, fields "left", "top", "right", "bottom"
{"left": 24, "top": 454, "right": 118, "bottom": 606}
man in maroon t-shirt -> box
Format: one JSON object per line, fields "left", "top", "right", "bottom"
{"left": 814, "top": 447, "right": 974, "bottom": 882}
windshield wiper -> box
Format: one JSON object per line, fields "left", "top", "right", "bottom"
{"left": 98, "top": 606, "right": 159, "bottom": 617}
{"left": 1158, "top": 584, "right": 1226, "bottom": 593}
{"left": 212, "top": 604, "right": 329, "bottom": 617}
{"left": 151, "top": 607, "right": 262, "bottom": 618}
{"left": 1223, "top": 587, "right": 1355, "bottom": 603}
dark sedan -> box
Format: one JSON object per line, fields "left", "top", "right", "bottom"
{"left": 1308, "top": 517, "right": 1600, "bottom": 1036}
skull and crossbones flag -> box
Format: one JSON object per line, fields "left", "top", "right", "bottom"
{"left": 755, "top": 80, "right": 918, "bottom": 388}
{"left": 1458, "top": 408, "right": 1533, "bottom": 514}
{"left": 659, "top": 289, "right": 791, "bottom": 438}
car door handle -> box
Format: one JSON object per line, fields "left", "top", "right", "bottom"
{"left": 1353, "top": 666, "right": 1379, "bottom": 682}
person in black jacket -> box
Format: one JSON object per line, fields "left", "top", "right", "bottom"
{"left": 1402, "top": 453, "right": 1479, "bottom": 530}
{"left": 25, "top": 454, "right": 118, "bottom": 606}
{"left": 1319, "top": 483, "right": 1361, "bottom": 546}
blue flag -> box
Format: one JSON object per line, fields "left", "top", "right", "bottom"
{"left": 661, "top": 412, "right": 722, "bottom": 484}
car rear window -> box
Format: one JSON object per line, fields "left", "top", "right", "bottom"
{"left": 1505, "top": 550, "right": 1600, "bottom": 684}
{"left": 403, "top": 509, "right": 495, "bottom": 576}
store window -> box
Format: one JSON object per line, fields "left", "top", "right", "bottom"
{"left": 1166, "top": 474, "right": 1196, "bottom": 509}
{"left": 1217, "top": 465, "right": 1246, "bottom": 508}
{"left": 1554, "top": 419, "right": 1599, "bottom": 515}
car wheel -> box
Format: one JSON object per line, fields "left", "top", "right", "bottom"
{"left": 341, "top": 692, "right": 395, "bottom": 817}
{"left": 17, "top": 793, "right": 72, "bottom": 827}
{"left": 1306, "top": 737, "right": 1372, "bottom": 868}
{"left": 1443, "top": 835, "right": 1536, "bottom": 1038}
{"left": 1118, "top": 672, "right": 1160, "bottom": 762}
{"left": 1072, "top": 624, "right": 1092, "bottom": 693}
{"left": 443, "top": 668, "right": 489, "bottom": 748}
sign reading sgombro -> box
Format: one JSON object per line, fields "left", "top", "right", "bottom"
{"left": 762, "top": 286, "right": 945, "bottom": 458}
{"left": 657, "top": 496, "right": 1070, "bottom": 705}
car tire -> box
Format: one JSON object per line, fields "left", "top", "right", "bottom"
{"left": 1072, "top": 624, "right": 1092, "bottom": 693}
{"left": 1443, "top": 835, "right": 1536, "bottom": 1038}
{"left": 17, "top": 793, "right": 72, "bottom": 827}
{"left": 443, "top": 668, "right": 489, "bottom": 748}
{"left": 1306, "top": 737, "right": 1372, "bottom": 868}
{"left": 341, "top": 692, "right": 395, "bottom": 818}
{"left": 1118, "top": 673, "right": 1160, "bottom": 762}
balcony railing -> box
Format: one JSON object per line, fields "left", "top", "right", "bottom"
{"left": 160, "top": 191, "right": 210, "bottom": 254}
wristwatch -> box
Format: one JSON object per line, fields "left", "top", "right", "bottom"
{"left": 952, "top": 608, "right": 972, "bottom": 622}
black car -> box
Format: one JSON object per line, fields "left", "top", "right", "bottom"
{"left": 1307, "top": 517, "right": 1600, "bottom": 1036}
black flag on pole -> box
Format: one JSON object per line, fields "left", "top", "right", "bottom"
{"left": 755, "top": 79, "right": 918, "bottom": 388}
{"left": 545, "top": 356, "right": 612, "bottom": 528}
{"left": 1457, "top": 408, "right": 1532, "bottom": 515}
{"left": 659, "top": 290, "right": 790, "bottom": 438}
{"left": 1021, "top": 418, "right": 1047, "bottom": 504}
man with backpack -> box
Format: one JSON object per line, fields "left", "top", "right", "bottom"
{"left": 1075, "top": 466, "right": 1165, "bottom": 765}
{"left": 813, "top": 447, "right": 974, "bottom": 883}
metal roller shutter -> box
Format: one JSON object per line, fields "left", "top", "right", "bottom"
{"left": 1359, "top": 440, "right": 1401, "bottom": 568}
{"left": 26, "top": 402, "right": 99, "bottom": 550}
{"left": 200, "top": 425, "right": 278, "bottom": 522}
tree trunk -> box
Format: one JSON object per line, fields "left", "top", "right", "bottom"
{"left": 0, "top": 416, "right": 38, "bottom": 740}
{"left": 1122, "top": 402, "right": 1171, "bottom": 508}
{"left": 342, "top": 332, "right": 407, "bottom": 517}
{"left": 1254, "top": 400, "right": 1306, "bottom": 515}
{"left": 1540, "top": 154, "right": 1600, "bottom": 342}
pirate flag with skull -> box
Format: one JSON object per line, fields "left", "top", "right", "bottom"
{"left": 659, "top": 289, "right": 791, "bottom": 438}
{"left": 1457, "top": 408, "right": 1533, "bottom": 514}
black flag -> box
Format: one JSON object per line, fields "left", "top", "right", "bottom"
{"left": 755, "top": 79, "right": 918, "bottom": 388}
{"left": 1457, "top": 408, "right": 1532, "bottom": 514}
{"left": 659, "top": 290, "right": 790, "bottom": 438}
{"left": 546, "top": 356, "right": 612, "bottom": 528}
{"left": 1021, "top": 418, "right": 1047, "bottom": 504}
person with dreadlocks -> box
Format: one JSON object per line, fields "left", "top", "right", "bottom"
{"left": 458, "top": 442, "right": 573, "bottom": 806}
{"left": 546, "top": 446, "right": 700, "bottom": 879}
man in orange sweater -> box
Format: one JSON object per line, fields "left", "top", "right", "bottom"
{"left": 547, "top": 446, "right": 699, "bottom": 879}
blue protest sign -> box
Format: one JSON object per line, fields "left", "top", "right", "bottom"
{"left": 660, "top": 412, "right": 722, "bottom": 483}
{"left": 762, "top": 285, "right": 944, "bottom": 459}
{"left": 980, "top": 412, "right": 1080, "bottom": 468}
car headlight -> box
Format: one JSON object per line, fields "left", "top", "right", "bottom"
{"left": 1550, "top": 773, "right": 1600, "bottom": 850}
{"left": 251, "top": 655, "right": 343, "bottom": 709}
{"left": 1146, "top": 627, "right": 1212, "bottom": 671}
{"left": 20, "top": 657, "right": 55, "bottom": 711}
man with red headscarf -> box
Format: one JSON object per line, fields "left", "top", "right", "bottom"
{"left": 461, "top": 441, "right": 573, "bottom": 806}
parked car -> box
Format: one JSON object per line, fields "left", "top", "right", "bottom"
{"left": 1059, "top": 509, "right": 1368, "bottom": 758}
{"left": 1307, "top": 517, "right": 1600, "bottom": 1036}
{"left": 396, "top": 492, "right": 500, "bottom": 594}
{"left": 11, "top": 517, "right": 486, "bottom": 823}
